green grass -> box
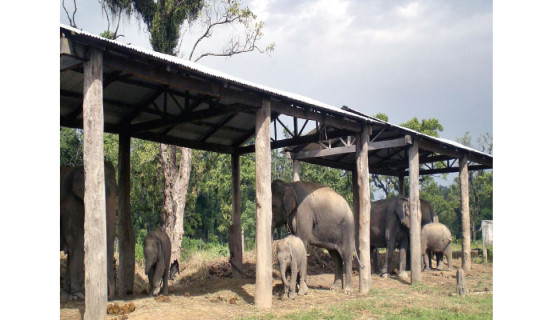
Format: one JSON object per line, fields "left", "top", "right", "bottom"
{"left": 239, "top": 286, "right": 492, "bottom": 320}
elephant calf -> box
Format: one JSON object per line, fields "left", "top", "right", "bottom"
{"left": 144, "top": 228, "right": 172, "bottom": 296}
{"left": 421, "top": 223, "right": 453, "bottom": 271}
{"left": 276, "top": 235, "right": 308, "bottom": 299}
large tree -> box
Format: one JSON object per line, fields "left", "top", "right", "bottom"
{"left": 103, "top": 0, "right": 273, "bottom": 266}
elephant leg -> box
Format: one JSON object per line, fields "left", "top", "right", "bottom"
{"left": 298, "top": 258, "right": 308, "bottom": 296}
{"left": 428, "top": 250, "right": 433, "bottom": 269}
{"left": 162, "top": 265, "right": 169, "bottom": 295}
{"left": 398, "top": 237, "right": 408, "bottom": 278}
{"left": 436, "top": 253, "right": 444, "bottom": 269}
{"left": 382, "top": 239, "right": 397, "bottom": 278}
{"left": 371, "top": 247, "right": 380, "bottom": 274}
{"left": 289, "top": 261, "right": 298, "bottom": 299}
{"left": 69, "top": 241, "right": 85, "bottom": 299}
{"left": 64, "top": 251, "right": 71, "bottom": 293}
{"left": 328, "top": 250, "right": 344, "bottom": 290}
{"left": 147, "top": 269, "right": 155, "bottom": 296}
{"left": 422, "top": 252, "right": 429, "bottom": 271}
{"left": 342, "top": 251, "right": 353, "bottom": 294}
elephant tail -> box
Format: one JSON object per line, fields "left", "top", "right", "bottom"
{"left": 353, "top": 247, "right": 365, "bottom": 269}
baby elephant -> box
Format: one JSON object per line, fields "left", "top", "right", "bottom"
{"left": 276, "top": 235, "right": 308, "bottom": 299}
{"left": 421, "top": 222, "right": 453, "bottom": 271}
{"left": 144, "top": 228, "right": 172, "bottom": 296}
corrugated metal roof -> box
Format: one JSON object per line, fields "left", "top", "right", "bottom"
{"left": 61, "top": 25, "right": 364, "bottom": 122}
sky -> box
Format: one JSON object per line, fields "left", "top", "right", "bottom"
{"left": 60, "top": 0, "right": 492, "bottom": 148}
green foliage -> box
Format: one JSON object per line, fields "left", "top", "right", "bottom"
{"left": 400, "top": 117, "right": 444, "bottom": 138}
{"left": 60, "top": 128, "right": 83, "bottom": 166}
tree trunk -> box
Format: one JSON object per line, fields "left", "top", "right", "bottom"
{"left": 160, "top": 144, "right": 192, "bottom": 267}
{"left": 357, "top": 127, "right": 372, "bottom": 294}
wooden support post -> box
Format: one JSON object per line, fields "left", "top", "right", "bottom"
{"left": 82, "top": 48, "right": 107, "bottom": 320}
{"left": 255, "top": 99, "right": 272, "bottom": 308}
{"left": 459, "top": 156, "right": 471, "bottom": 272}
{"left": 229, "top": 153, "right": 243, "bottom": 277}
{"left": 356, "top": 127, "right": 371, "bottom": 294}
{"left": 398, "top": 173, "right": 405, "bottom": 197}
{"left": 292, "top": 159, "right": 300, "bottom": 182}
{"left": 352, "top": 169, "right": 359, "bottom": 255}
{"left": 118, "top": 134, "right": 135, "bottom": 296}
{"left": 408, "top": 140, "right": 422, "bottom": 283}
{"left": 456, "top": 269, "right": 468, "bottom": 296}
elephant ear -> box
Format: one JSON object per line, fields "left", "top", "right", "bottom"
{"left": 282, "top": 185, "right": 297, "bottom": 218}
{"left": 396, "top": 198, "right": 410, "bottom": 228}
{"left": 72, "top": 168, "right": 85, "bottom": 200}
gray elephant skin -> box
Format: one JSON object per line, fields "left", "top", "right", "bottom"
{"left": 272, "top": 180, "right": 359, "bottom": 293}
{"left": 371, "top": 198, "right": 440, "bottom": 275}
{"left": 144, "top": 228, "right": 172, "bottom": 296}
{"left": 277, "top": 235, "right": 308, "bottom": 299}
{"left": 421, "top": 222, "right": 452, "bottom": 271}
{"left": 370, "top": 197, "right": 411, "bottom": 278}
{"left": 60, "top": 162, "right": 117, "bottom": 300}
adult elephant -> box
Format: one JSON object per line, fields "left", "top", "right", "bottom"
{"left": 372, "top": 198, "right": 441, "bottom": 274}
{"left": 370, "top": 197, "right": 410, "bottom": 278}
{"left": 272, "top": 180, "right": 359, "bottom": 293}
{"left": 60, "top": 162, "right": 117, "bottom": 300}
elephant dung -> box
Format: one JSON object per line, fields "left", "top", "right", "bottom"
{"left": 107, "top": 302, "right": 136, "bottom": 315}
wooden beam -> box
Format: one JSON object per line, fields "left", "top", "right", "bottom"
{"left": 417, "top": 165, "right": 491, "bottom": 175}
{"left": 82, "top": 48, "right": 107, "bottom": 319}
{"left": 239, "top": 128, "right": 353, "bottom": 154}
{"left": 271, "top": 101, "right": 362, "bottom": 132}
{"left": 117, "top": 134, "right": 135, "bottom": 297}
{"left": 198, "top": 113, "right": 238, "bottom": 142}
{"left": 255, "top": 99, "right": 272, "bottom": 308}
{"left": 289, "top": 136, "right": 412, "bottom": 160}
{"left": 229, "top": 153, "right": 243, "bottom": 277}
{"left": 408, "top": 140, "right": 422, "bottom": 284}
{"left": 103, "top": 53, "right": 263, "bottom": 107}
{"left": 459, "top": 156, "right": 472, "bottom": 272}
{"left": 133, "top": 131, "right": 235, "bottom": 154}
{"left": 130, "top": 104, "right": 255, "bottom": 133}
{"left": 418, "top": 138, "right": 492, "bottom": 167}
{"left": 356, "top": 126, "right": 372, "bottom": 294}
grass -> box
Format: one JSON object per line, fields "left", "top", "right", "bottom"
{"left": 239, "top": 290, "right": 492, "bottom": 320}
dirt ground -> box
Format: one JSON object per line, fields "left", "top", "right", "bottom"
{"left": 60, "top": 249, "right": 493, "bottom": 320}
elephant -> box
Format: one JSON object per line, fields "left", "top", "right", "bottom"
{"left": 276, "top": 235, "right": 308, "bottom": 299}
{"left": 372, "top": 198, "right": 441, "bottom": 274}
{"left": 370, "top": 197, "right": 410, "bottom": 278}
{"left": 271, "top": 180, "right": 360, "bottom": 293}
{"left": 421, "top": 222, "right": 453, "bottom": 271}
{"left": 60, "top": 162, "right": 117, "bottom": 300}
{"left": 144, "top": 228, "right": 172, "bottom": 296}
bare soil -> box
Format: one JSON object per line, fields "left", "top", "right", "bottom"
{"left": 60, "top": 248, "right": 493, "bottom": 320}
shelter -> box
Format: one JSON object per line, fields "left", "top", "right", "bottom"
{"left": 60, "top": 25, "right": 492, "bottom": 318}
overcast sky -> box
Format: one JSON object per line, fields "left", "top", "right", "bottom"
{"left": 60, "top": 0, "right": 492, "bottom": 146}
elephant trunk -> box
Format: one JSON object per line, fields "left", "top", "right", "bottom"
{"left": 280, "top": 262, "right": 289, "bottom": 287}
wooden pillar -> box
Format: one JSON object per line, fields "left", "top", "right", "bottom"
{"left": 398, "top": 173, "right": 405, "bottom": 197}
{"left": 82, "top": 48, "right": 107, "bottom": 320}
{"left": 356, "top": 126, "right": 371, "bottom": 294}
{"left": 352, "top": 169, "right": 359, "bottom": 254}
{"left": 229, "top": 152, "right": 243, "bottom": 277}
{"left": 255, "top": 99, "right": 272, "bottom": 308}
{"left": 292, "top": 159, "right": 300, "bottom": 182}
{"left": 459, "top": 156, "right": 471, "bottom": 272}
{"left": 118, "top": 134, "right": 135, "bottom": 296}
{"left": 408, "top": 140, "right": 421, "bottom": 283}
